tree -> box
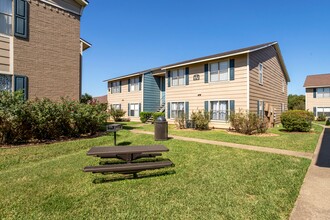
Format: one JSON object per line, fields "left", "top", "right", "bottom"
{"left": 288, "top": 94, "right": 305, "bottom": 110}
{"left": 80, "top": 93, "right": 93, "bottom": 104}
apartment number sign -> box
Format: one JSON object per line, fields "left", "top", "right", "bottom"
{"left": 193, "top": 74, "right": 200, "bottom": 81}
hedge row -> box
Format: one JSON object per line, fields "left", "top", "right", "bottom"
{"left": 0, "top": 91, "right": 108, "bottom": 144}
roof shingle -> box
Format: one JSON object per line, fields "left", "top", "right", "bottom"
{"left": 303, "top": 73, "right": 330, "bottom": 88}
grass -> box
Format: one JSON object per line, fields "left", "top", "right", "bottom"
{"left": 131, "top": 122, "right": 323, "bottom": 153}
{"left": 0, "top": 130, "right": 310, "bottom": 219}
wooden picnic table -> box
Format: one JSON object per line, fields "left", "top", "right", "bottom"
{"left": 86, "top": 145, "right": 169, "bottom": 162}
{"left": 84, "top": 145, "right": 173, "bottom": 177}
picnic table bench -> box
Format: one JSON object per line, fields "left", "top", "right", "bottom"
{"left": 84, "top": 145, "right": 174, "bottom": 178}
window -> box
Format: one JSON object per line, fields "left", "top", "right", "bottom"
{"left": 0, "top": 74, "right": 12, "bottom": 91}
{"left": 210, "top": 101, "right": 228, "bottom": 121}
{"left": 112, "top": 104, "right": 121, "bottom": 110}
{"left": 258, "top": 100, "right": 264, "bottom": 117}
{"left": 317, "top": 87, "right": 330, "bottom": 98}
{"left": 0, "top": 0, "right": 12, "bottom": 36}
{"left": 130, "top": 77, "right": 139, "bottom": 92}
{"left": 130, "top": 103, "right": 139, "bottom": 117}
{"left": 171, "top": 102, "right": 184, "bottom": 119}
{"left": 210, "top": 61, "right": 228, "bottom": 82}
{"left": 282, "top": 78, "right": 285, "bottom": 93}
{"left": 112, "top": 81, "right": 120, "bottom": 93}
{"left": 317, "top": 107, "right": 330, "bottom": 117}
{"left": 172, "top": 69, "right": 184, "bottom": 86}
{"left": 281, "top": 103, "right": 285, "bottom": 113}
{"left": 259, "top": 63, "right": 263, "bottom": 85}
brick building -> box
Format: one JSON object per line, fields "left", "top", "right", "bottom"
{"left": 0, "top": 0, "right": 90, "bottom": 100}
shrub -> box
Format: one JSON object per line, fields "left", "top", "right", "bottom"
{"left": 190, "top": 110, "right": 210, "bottom": 130}
{"left": 174, "top": 113, "right": 186, "bottom": 129}
{"left": 139, "top": 112, "right": 153, "bottom": 123}
{"left": 109, "top": 107, "right": 126, "bottom": 122}
{"left": 0, "top": 91, "right": 33, "bottom": 144}
{"left": 317, "top": 113, "right": 326, "bottom": 121}
{"left": 281, "top": 110, "right": 314, "bottom": 132}
{"left": 229, "top": 111, "right": 268, "bottom": 135}
{"left": 326, "top": 119, "right": 330, "bottom": 126}
{"left": 153, "top": 112, "right": 165, "bottom": 122}
{"left": 0, "top": 91, "right": 109, "bottom": 144}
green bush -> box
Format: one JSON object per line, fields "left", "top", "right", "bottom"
{"left": 326, "top": 119, "right": 330, "bottom": 126}
{"left": 0, "top": 91, "right": 109, "bottom": 144}
{"left": 229, "top": 111, "right": 268, "bottom": 135}
{"left": 190, "top": 110, "right": 210, "bottom": 130}
{"left": 139, "top": 112, "right": 153, "bottom": 123}
{"left": 317, "top": 114, "right": 326, "bottom": 121}
{"left": 109, "top": 107, "right": 126, "bottom": 122}
{"left": 175, "top": 113, "right": 186, "bottom": 129}
{"left": 280, "top": 110, "right": 314, "bottom": 132}
{"left": 0, "top": 91, "right": 33, "bottom": 144}
{"left": 153, "top": 112, "right": 165, "bottom": 122}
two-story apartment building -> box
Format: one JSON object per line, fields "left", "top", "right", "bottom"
{"left": 106, "top": 42, "right": 289, "bottom": 128}
{"left": 0, "top": 0, "right": 90, "bottom": 100}
{"left": 304, "top": 73, "right": 330, "bottom": 117}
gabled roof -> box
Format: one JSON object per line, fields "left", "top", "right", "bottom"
{"left": 80, "top": 38, "right": 92, "bottom": 51}
{"left": 303, "top": 73, "right": 330, "bottom": 88}
{"left": 75, "top": 0, "right": 89, "bottom": 7}
{"left": 104, "top": 42, "right": 290, "bottom": 82}
{"left": 93, "top": 95, "right": 107, "bottom": 104}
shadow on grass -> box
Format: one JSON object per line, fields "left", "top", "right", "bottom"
{"left": 92, "top": 169, "right": 176, "bottom": 184}
{"left": 117, "top": 141, "right": 132, "bottom": 146}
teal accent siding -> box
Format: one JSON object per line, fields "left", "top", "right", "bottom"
{"left": 185, "top": 102, "right": 189, "bottom": 120}
{"left": 313, "top": 88, "right": 316, "bottom": 98}
{"left": 204, "top": 64, "right": 208, "bottom": 83}
{"left": 14, "top": 0, "right": 28, "bottom": 38}
{"left": 204, "top": 101, "right": 208, "bottom": 112}
{"left": 143, "top": 72, "right": 161, "bottom": 112}
{"left": 230, "top": 100, "right": 235, "bottom": 113}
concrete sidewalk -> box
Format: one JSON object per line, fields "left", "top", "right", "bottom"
{"left": 290, "top": 128, "right": 330, "bottom": 220}
{"left": 131, "top": 130, "right": 313, "bottom": 159}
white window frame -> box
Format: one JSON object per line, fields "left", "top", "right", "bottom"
{"left": 259, "top": 63, "right": 263, "bottom": 85}
{"left": 209, "top": 60, "right": 229, "bottom": 82}
{"left": 0, "top": 73, "right": 12, "bottom": 91}
{"left": 112, "top": 81, "right": 120, "bottom": 93}
{"left": 258, "top": 100, "right": 264, "bottom": 117}
{"left": 111, "top": 104, "right": 121, "bottom": 110}
{"left": 317, "top": 107, "right": 330, "bottom": 117}
{"left": 130, "top": 77, "right": 139, "bottom": 92}
{"left": 0, "top": 0, "right": 13, "bottom": 36}
{"left": 282, "top": 78, "right": 285, "bottom": 93}
{"left": 171, "top": 69, "right": 185, "bottom": 87}
{"left": 317, "top": 87, "right": 330, "bottom": 98}
{"left": 209, "top": 100, "right": 230, "bottom": 122}
{"left": 281, "top": 103, "right": 285, "bottom": 113}
{"left": 130, "top": 103, "right": 139, "bottom": 117}
{"left": 170, "top": 102, "right": 185, "bottom": 119}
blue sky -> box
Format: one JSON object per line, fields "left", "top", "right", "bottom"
{"left": 80, "top": 0, "right": 330, "bottom": 97}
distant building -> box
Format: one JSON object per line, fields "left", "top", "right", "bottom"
{"left": 94, "top": 95, "right": 107, "bottom": 104}
{"left": 105, "top": 42, "right": 289, "bottom": 128}
{"left": 304, "top": 73, "right": 330, "bottom": 117}
{"left": 0, "top": 0, "right": 90, "bottom": 100}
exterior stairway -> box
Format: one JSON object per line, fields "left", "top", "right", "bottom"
{"left": 146, "top": 103, "right": 166, "bottom": 124}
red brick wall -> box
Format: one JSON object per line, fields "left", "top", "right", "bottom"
{"left": 14, "top": 0, "right": 81, "bottom": 100}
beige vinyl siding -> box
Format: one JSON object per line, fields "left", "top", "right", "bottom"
{"left": 165, "top": 54, "right": 248, "bottom": 128}
{"left": 249, "top": 45, "right": 288, "bottom": 124}
{"left": 107, "top": 77, "right": 143, "bottom": 122}
{"left": 0, "top": 36, "right": 10, "bottom": 73}
{"left": 306, "top": 88, "right": 330, "bottom": 112}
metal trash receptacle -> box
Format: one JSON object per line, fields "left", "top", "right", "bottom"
{"left": 154, "top": 116, "right": 168, "bottom": 141}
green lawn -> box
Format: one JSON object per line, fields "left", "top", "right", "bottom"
{"left": 131, "top": 123, "right": 323, "bottom": 153}
{"left": 0, "top": 130, "right": 310, "bottom": 219}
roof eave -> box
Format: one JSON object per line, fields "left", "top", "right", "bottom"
{"left": 273, "top": 43, "right": 290, "bottom": 82}
{"left": 75, "top": 0, "right": 88, "bottom": 7}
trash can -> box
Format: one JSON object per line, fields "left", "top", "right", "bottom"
{"left": 154, "top": 116, "right": 168, "bottom": 141}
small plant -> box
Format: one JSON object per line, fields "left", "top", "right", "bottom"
{"left": 139, "top": 112, "right": 153, "bottom": 123}
{"left": 326, "top": 119, "right": 330, "bottom": 126}
{"left": 174, "top": 113, "right": 186, "bottom": 129}
{"left": 153, "top": 112, "right": 165, "bottom": 122}
{"left": 317, "top": 114, "right": 326, "bottom": 121}
{"left": 281, "top": 110, "right": 314, "bottom": 132}
{"left": 229, "top": 110, "right": 268, "bottom": 135}
{"left": 109, "top": 107, "right": 126, "bottom": 122}
{"left": 190, "top": 110, "right": 210, "bottom": 130}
